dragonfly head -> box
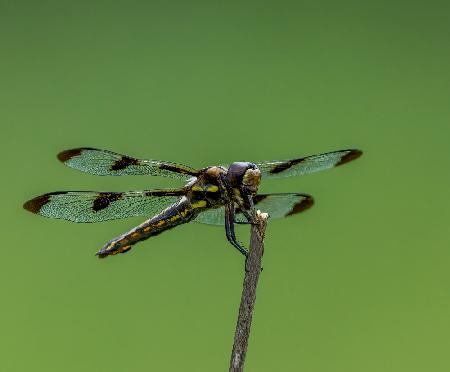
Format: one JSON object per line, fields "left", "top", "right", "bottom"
{"left": 227, "top": 162, "right": 261, "bottom": 195}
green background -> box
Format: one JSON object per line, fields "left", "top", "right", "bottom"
{"left": 1, "top": 1, "right": 449, "bottom": 371}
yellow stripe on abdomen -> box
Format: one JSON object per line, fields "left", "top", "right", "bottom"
{"left": 191, "top": 200, "right": 207, "bottom": 209}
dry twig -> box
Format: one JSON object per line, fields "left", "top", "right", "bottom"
{"left": 229, "top": 210, "right": 269, "bottom": 372}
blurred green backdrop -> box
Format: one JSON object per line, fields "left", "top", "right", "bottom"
{"left": 1, "top": 1, "right": 449, "bottom": 371}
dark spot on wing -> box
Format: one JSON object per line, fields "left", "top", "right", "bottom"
{"left": 159, "top": 163, "right": 198, "bottom": 176}
{"left": 57, "top": 148, "right": 83, "bottom": 163}
{"left": 286, "top": 196, "right": 314, "bottom": 216}
{"left": 23, "top": 194, "right": 52, "bottom": 214}
{"left": 111, "top": 156, "right": 139, "bottom": 171}
{"left": 336, "top": 149, "right": 363, "bottom": 166}
{"left": 269, "top": 158, "right": 303, "bottom": 174}
{"left": 92, "top": 193, "right": 123, "bottom": 212}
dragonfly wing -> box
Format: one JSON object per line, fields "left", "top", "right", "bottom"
{"left": 194, "top": 207, "right": 226, "bottom": 225}
{"left": 194, "top": 193, "right": 313, "bottom": 225}
{"left": 57, "top": 148, "right": 199, "bottom": 179}
{"left": 23, "top": 189, "right": 185, "bottom": 223}
{"left": 256, "top": 149, "right": 362, "bottom": 179}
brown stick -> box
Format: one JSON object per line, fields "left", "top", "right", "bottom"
{"left": 229, "top": 210, "right": 269, "bottom": 372}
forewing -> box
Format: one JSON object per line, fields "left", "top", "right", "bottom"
{"left": 256, "top": 149, "right": 362, "bottom": 179}
{"left": 194, "top": 193, "right": 313, "bottom": 225}
{"left": 23, "top": 189, "right": 184, "bottom": 223}
{"left": 58, "top": 148, "right": 199, "bottom": 179}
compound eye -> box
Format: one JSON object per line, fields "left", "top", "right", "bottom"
{"left": 227, "top": 162, "right": 250, "bottom": 186}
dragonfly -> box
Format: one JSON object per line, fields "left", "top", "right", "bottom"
{"left": 23, "top": 147, "right": 362, "bottom": 258}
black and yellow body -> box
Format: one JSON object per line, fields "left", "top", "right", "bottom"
{"left": 97, "top": 197, "right": 202, "bottom": 257}
{"left": 97, "top": 165, "right": 256, "bottom": 257}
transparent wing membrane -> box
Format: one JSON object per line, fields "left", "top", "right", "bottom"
{"left": 194, "top": 193, "right": 313, "bottom": 225}
{"left": 256, "top": 149, "right": 362, "bottom": 179}
{"left": 23, "top": 189, "right": 185, "bottom": 223}
{"left": 58, "top": 148, "right": 199, "bottom": 179}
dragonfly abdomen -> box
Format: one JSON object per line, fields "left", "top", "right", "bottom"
{"left": 96, "top": 198, "right": 203, "bottom": 258}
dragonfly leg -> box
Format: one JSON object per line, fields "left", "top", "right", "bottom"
{"left": 236, "top": 203, "right": 258, "bottom": 226}
{"left": 225, "top": 203, "right": 248, "bottom": 257}
{"left": 236, "top": 192, "right": 258, "bottom": 225}
{"left": 239, "top": 208, "right": 257, "bottom": 225}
